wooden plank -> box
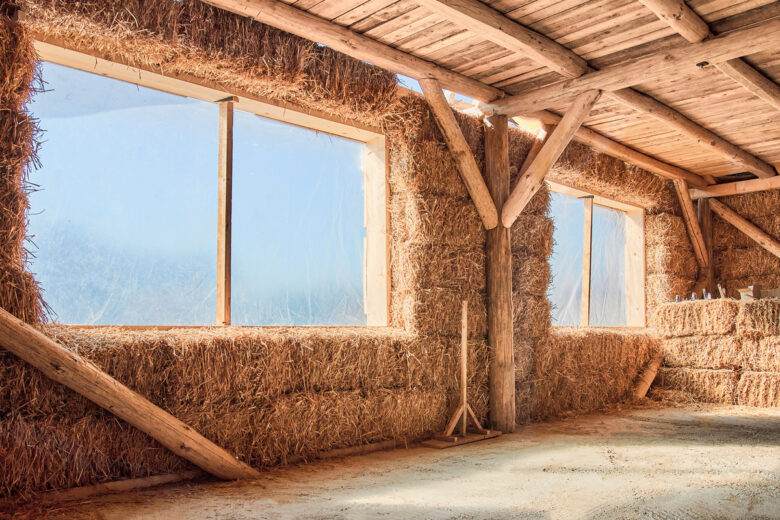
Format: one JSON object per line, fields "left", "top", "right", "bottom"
{"left": 415, "top": 0, "right": 588, "bottom": 77}
{"left": 715, "top": 59, "right": 780, "bottom": 112}
{"left": 710, "top": 198, "right": 780, "bottom": 259}
{"left": 624, "top": 207, "right": 646, "bottom": 327}
{"left": 528, "top": 112, "right": 712, "bottom": 187}
{"left": 202, "top": 0, "right": 502, "bottom": 102}
{"left": 484, "top": 114, "right": 515, "bottom": 433}
{"left": 216, "top": 99, "right": 234, "bottom": 326}
{"left": 689, "top": 176, "right": 780, "bottom": 199}
{"left": 419, "top": 78, "right": 499, "bottom": 229}
{"left": 0, "top": 307, "right": 259, "bottom": 480}
{"left": 488, "top": 19, "right": 780, "bottom": 114}
{"left": 502, "top": 90, "right": 601, "bottom": 227}
{"left": 580, "top": 196, "right": 593, "bottom": 327}
{"left": 609, "top": 88, "right": 777, "bottom": 179}
{"left": 674, "top": 179, "right": 709, "bottom": 269}
{"left": 638, "top": 0, "right": 780, "bottom": 112}
{"left": 362, "top": 136, "right": 390, "bottom": 326}
{"left": 461, "top": 299, "right": 468, "bottom": 436}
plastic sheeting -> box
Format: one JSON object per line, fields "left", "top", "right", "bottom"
{"left": 28, "top": 62, "right": 367, "bottom": 325}
{"left": 548, "top": 191, "right": 627, "bottom": 327}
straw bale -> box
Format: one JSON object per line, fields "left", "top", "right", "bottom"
{"left": 740, "top": 337, "right": 780, "bottom": 372}
{"left": 716, "top": 247, "right": 780, "bottom": 281}
{"left": 661, "top": 336, "right": 742, "bottom": 369}
{"left": 656, "top": 368, "right": 737, "bottom": 404}
{"left": 645, "top": 213, "right": 690, "bottom": 250}
{"left": 389, "top": 140, "right": 469, "bottom": 199}
{"left": 393, "top": 288, "right": 488, "bottom": 339}
{"left": 547, "top": 142, "right": 674, "bottom": 211}
{"left": 646, "top": 274, "right": 695, "bottom": 309}
{"left": 510, "top": 214, "right": 553, "bottom": 256}
{"left": 651, "top": 300, "right": 738, "bottom": 337}
{"left": 736, "top": 299, "right": 780, "bottom": 337}
{"left": 513, "top": 295, "right": 551, "bottom": 341}
{"left": 514, "top": 337, "right": 535, "bottom": 383}
{"left": 721, "top": 191, "right": 780, "bottom": 220}
{"left": 713, "top": 214, "right": 780, "bottom": 250}
{"left": 646, "top": 244, "right": 698, "bottom": 278}
{"left": 394, "top": 243, "right": 485, "bottom": 292}
{"left": 525, "top": 328, "right": 659, "bottom": 420}
{"left": 391, "top": 193, "right": 484, "bottom": 248}
{"left": 23, "top": 0, "right": 399, "bottom": 128}
{"left": 735, "top": 372, "right": 780, "bottom": 408}
{"left": 511, "top": 253, "right": 550, "bottom": 297}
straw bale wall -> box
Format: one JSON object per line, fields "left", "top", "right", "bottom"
{"left": 651, "top": 300, "right": 780, "bottom": 407}
{"left": 711, "top": 192, "right": 780, "bottom": 296}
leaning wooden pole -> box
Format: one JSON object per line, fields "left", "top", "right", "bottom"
{"left": 710, "top": 199, "right": 780, "bottom": 259}
{"left": 484, "top": 114, "right": 515, "bottom": 432}
{"left": 0, "top": 308, "right": 259, "bottom": 480}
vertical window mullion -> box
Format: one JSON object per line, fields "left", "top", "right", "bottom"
{"left": 580, "top": 196, "right": 593, "bottom": 327}
{"left": 216, "top": 97, "right": 235, "bottom": 326}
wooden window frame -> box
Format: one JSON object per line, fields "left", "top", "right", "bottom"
{"left": 35, "top": 42, "right": 390, "bottom": 327}
{"left": 547, "top": 181, "right": 646, "bottom": 328}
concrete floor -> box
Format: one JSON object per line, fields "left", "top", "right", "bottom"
{"left": 28, "top": 405, "right": 780, "bottom": 519}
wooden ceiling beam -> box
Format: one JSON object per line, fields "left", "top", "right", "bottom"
{"left": 416, "top": 0, "right": 776, "bottom": 179}
{"left": 710, "top": 199, "right": 780, "bottom": 259}
{"left": 502, "top": 90, "right": 601, "bottom": 227}
{"left": 420, "top": 78, "right": 500, "bottom": 229}
{"left": 202, "top": 0, "right": 502, "bottom": 103}
{"left": 488, "top": 19, "right": 780, "bottom": 114}
{"left": 689, "top": 176, "right": 780, "bottom": 199}
{"left": 638, "top": 0, "right": 780, "bottom": 112}
{"left": 528, "top": 111, "right": 711, "bottom": 187}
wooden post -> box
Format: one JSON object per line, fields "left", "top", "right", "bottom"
{"left": 0, "top": 307, "right": 259, "bottom": 480}
{"left": 674, "top": 179, "right": 709, "bottom": 269}
{"left": 216, "top": 98, "right": 234, "bottom": 326}
{"left": 485, "top": 114, "right": 515, "bottom": 433}
{"left": 502, "top": 89, "right": 601, "bottom": 227}
{"left": 710, "top": 199, "right": 780, "bottom": 259}
{"left": 461, "top": 300, "right": 468, "bottom": 436}
{"left": 580, "top": 196, "right": 593, "bottom": 327}
{"left": 698, "top": 198, "right": 716, "bottom": 295}
{"left": 419, "top": 78, "right": 499, "bottom": 229}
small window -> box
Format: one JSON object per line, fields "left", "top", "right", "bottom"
{"left": 29, "top": 60, "right": 388, "bottom": 326}
{"left": 547, "top": 183, "right": 645, "bottom": 327}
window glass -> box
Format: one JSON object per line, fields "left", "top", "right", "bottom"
{"left": 231, "top": 110, "right": 366, "bottom": 325}
{"left": 547, "top": 192, "right": 584, "bottom": 326}
{"left": 28, "top": 62, "right": 218, "bottom": 324}
{"left": 590, "top": 205, "right": 627, "bottom": 326}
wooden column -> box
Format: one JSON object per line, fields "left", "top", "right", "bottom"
{"left": 216, "top": 98, "right": 234, "bottom": 326}
{"left": 710, "top": 199, "right": 780, "bottom": 259}
{"left": 698, "top": 198, "right": 716, "bottom": 295}
{"left": 484, "top": 114, "right": 515, "bottom": 433}
{"left": 0, "top": 307, "right": 259, "bottom": 480}
{"left": 674, "top": 179, "right": 709, "bottom": 269}
{"left": 580, "top": 196, "right": 593, "bottom": 327}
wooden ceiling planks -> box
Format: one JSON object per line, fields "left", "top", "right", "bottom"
{"left": 261, "top": 0, "right": 778, "bottom": 178}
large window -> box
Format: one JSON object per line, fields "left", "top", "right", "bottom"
{"left": 547, "top": 183, "right": 645, "bottom": 327}
{"left": 28, "top": 53, "right": 387, "bottom": 326}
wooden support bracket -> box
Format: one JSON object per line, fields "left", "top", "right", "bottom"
{"left": 420, "top": 78, "right": 499, "bottom": 229}
{"left": 674, "top": 179, "right": 709, "bottom": 269}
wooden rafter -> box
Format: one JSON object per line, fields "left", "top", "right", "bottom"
{"left": 673, "top": 180, "right": 709, "bottom": 269}
{"left": 420, "top": 78, "right": 499, "bottom": 229}
{"left": 202, "top": 0, "right": 501, "bottom": 102}
{"left": 418, "top": 0, "right": 775, "bottom": 179}
{"left": 689, "top": 176, "right": 780, "bottom": 200}
{"left": 488, "top": 19, "right": 780, "bottom": 114}
{"left": 638, "top": 0, "right": 780, "bottom": 112}
{"left": 710, "top": 199, "right": 780, "bottom": 259}
{"left": 502, "top": 90, "right": 601, "bottom": 227}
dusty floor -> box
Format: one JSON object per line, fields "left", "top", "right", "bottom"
{"left": 21, "top": 405, "right": 780, "bottom": 519}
